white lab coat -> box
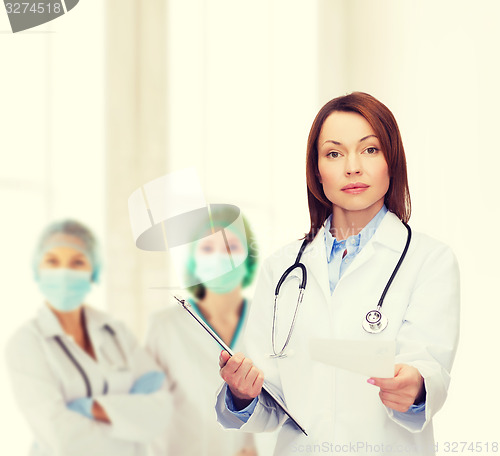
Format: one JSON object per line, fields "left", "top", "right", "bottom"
{"left": 5, "top": 304, "right": 171, "bottom": 456}
{"left": 146, "top": 300, "right": 276, "bottom": 456}
{"left": 216, "top": 211, "right": 460, "bottom": 456}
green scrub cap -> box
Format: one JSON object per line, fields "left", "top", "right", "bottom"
{"left": 33, "top": 219, "right": 102, "bottom": 283}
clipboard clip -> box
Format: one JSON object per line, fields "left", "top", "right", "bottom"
{"left": 174, "top": 295, "right": 191, "bottom": 309}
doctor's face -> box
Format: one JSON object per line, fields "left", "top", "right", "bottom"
{"left": 317, "top": 111, "right": 390, "bottom": 217}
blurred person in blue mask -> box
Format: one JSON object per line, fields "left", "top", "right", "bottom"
{"left": 5, "top": 219, "right": 170, "bottom": 456}
{"left": 146, "top": 207, "right": 274, "bottom": 456}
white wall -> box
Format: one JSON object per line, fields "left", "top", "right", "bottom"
{"left": 166, "top": 0, "right": 334, "bottom": 265}
{"left": 0, "top": 2, "right": 105, "bottom": 452}
{"left": 344, "top": 0, "right": 500, "bottom": 442}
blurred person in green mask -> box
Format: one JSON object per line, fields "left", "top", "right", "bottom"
{"left": 5, "top": 219, "right": 170, "bottom": 456}
{"left": 146, "top": 206, "right": 273, "bottom": 456}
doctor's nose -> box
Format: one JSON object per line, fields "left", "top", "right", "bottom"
{"left": 345, "top": 156, "right": 362, "bottom": 176}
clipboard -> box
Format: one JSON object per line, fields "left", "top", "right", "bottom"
{"left": 172, "top": 294, "right": 308, "bottom": 436}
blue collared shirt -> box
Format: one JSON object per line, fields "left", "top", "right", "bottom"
{"left": 324, "top": 205, "right": 388, "bottom": 294}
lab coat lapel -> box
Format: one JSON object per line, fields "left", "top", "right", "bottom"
{"left": 371, "top": 211, "right": 409, "bottom": 252}
{"left": 336, "top": 211, "right": 407, "bottom": 283}
{"left": 336, "top": 243, "right": 375, "bottom": 283}
{"left": 300, "top": 226, "right": 331, "bottom": 305}
{"left": 84, "top": 306, "right": 124, "bottom": 368}
{"left": 36, "top": 305, "right": 65, "bottom": 338}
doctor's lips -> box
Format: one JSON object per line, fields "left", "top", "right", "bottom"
{"left": 341, "top": 182, "right": 369, "bottom": 194}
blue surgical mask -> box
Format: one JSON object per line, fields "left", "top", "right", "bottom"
{"left": 194, "top": 253, "right": 247, "bottom": 294}
{"left": 38, "top": 269, "right": 92, "bottom": 312}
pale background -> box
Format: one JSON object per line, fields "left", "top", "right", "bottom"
{"left": 1, "top": 0, "right": 499, "bottom": 453}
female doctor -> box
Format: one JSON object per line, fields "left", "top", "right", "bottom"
{"left": 216, "top": 92, "right": 460, "bottom": 455}
{"left": 5, "top": 219, "right": 170, "bottom": 456}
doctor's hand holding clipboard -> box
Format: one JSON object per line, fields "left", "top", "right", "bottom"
{"left": 219, "top": 351, "right": 265, "bottom": 411}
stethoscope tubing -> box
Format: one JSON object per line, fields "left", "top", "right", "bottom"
{"left": 376, "top": 223, "right": 412, "bottom": 309}
{"left": 272, "top": 222, "right": 412, "bottom": 354}
{"left": 54, "top": 325, "right": 122, "bottom": 398}
{"left": 272, "top": 240, "right": 309, "bottom": 358}
{"left": 54, "top": 335, "right": 92, "bottom": 398}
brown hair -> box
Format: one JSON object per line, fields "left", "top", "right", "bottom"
{"left": 305, "top": 91, "right": 411, "bottom": 240}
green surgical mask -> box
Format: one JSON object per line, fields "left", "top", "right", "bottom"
{"left": 194, "top": 253, "right": 247, "bottom": 294}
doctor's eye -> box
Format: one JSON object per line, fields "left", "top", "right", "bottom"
{"left": 41, "top": 255, "right": 59, "bottom": 268}
{"left": 228, "top": 242, "right": 244, "bottom": 252}
{"left": 71, "top": 259, "right": 86, "bottom": 267}
{"left": 327, "top": 151, "right": 341, "bottom": 159}
{"left": 199, "top": 244, "right": 214, "bottom": 253}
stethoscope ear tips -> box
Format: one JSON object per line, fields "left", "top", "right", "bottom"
{"left": 362, "top": 309, "right": 388, "bottom": 334}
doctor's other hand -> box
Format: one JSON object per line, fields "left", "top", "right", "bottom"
{"left": 367, "top": 363, "right": 425, "bottom": 413}
{"left": 67, "top": 397, "right": 111, "bottom": 423}
{"left": 219, "top": 350, "right": 264, "bottom": 409}
{"left": 92, "top": 401, "right": 111, "bottom": 423}
{"left": 129, "top": 371, "right": 166, "bottom": 394}
{"left": 66, "top": 397, "right": 94, "bottom": 419}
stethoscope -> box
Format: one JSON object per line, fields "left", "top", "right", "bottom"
{"left": 271, "top": 223, "right": 412, "bottom": 358}
{"left": 54, "top": 324, "right": 128, "bottom": 397}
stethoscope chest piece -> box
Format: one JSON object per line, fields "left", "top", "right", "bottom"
{"left": 362, "top": 308, "right": 388, "bottom": 334}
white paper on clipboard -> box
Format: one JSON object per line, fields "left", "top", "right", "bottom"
{"left": 309, "top": 339, "right": 396, "bottom": 378}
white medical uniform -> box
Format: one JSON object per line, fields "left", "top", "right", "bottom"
{"left": 216, "top": 211, "right": 460, "bottom": 455}
{"left": 146, "top": 300, "right": 275, "bottom": 456}
{"left": 5, "top": 304, "right": 171, "bottom": 456}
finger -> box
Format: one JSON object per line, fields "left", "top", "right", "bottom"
{"left": 234, "top": 358, "right": 254, "bottom": 381}
{"left": 232, "top": 365, "right": 260, "bottom": 399}
{"left": 379, "top": 390, "right": 412, "bottom": 404}
{"left": 380, "top": 397, "right": 411, "bottom": 413}
{"left": 220, "top": 354, "right": 245, "bottom": 383}
{"left": 246, "top": 368, "right": 264, "bottom": 397}
{"left": 245, "top": 367, "right": 260, "bottom": 389}
{"left": 392, "top": 364, "right": 423, "bottom": 392}
{"left": 224, "top": 352, "right": 246, "bottom": 374}
{"left": 253, "top": 371, "right": 265, "bottom": 392}
{"left": 245, "top": 364, "right": 259, "bottom": 381}
{"left": 393, "top": 363, "right": 405, "bottom": 377}
{"left": 223, "top": 357, "right": 253, "bottom": 391}
{"left": 367, "top": 363, "right": 406, "bottom": 388}
{"left": 367, "top": 376, "right": 399, "bottom": 391}
{"left": 219, "top": 350, "right": 231, "bottom": 368}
